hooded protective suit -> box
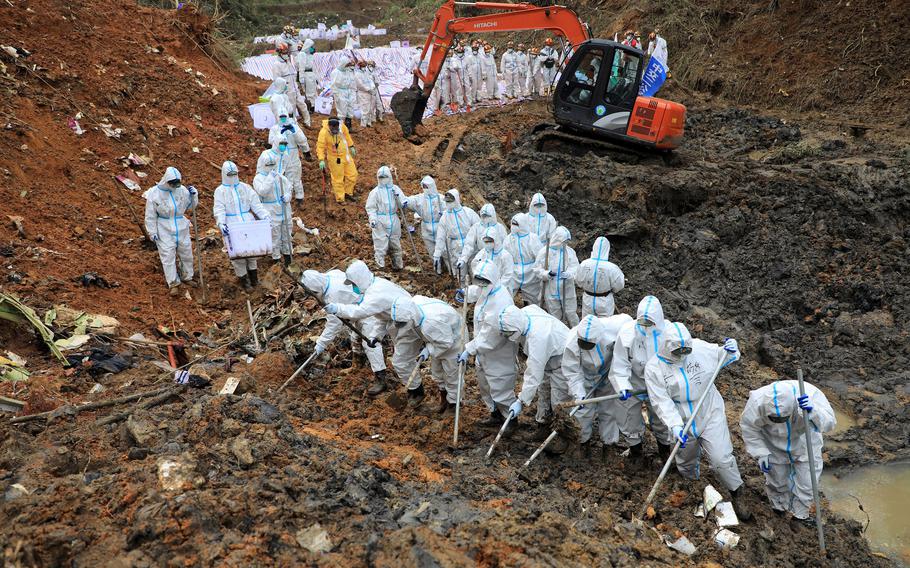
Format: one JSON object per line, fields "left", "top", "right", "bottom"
{"left": 301, "top": 269, "right": 384, "bottom": 371}
{"left": 463, "top": 262, "right": 518, "bottom": 417}
{"left": 252, "top": 149, "right": 292, "bottom": 259}
{"left": 528, "top": 193, "right": 558, "bottom": 242}
{"left": 500, "top": 47, "right": 520, "bottom": 98}
{"left": 295, "top": 39, "right": 320, "bottom": 104}
{"left": 433, "top": 189, "right": 480, "bottom": 277}
{"left": 481, "top": 46, "right": 498, "bottom": 99}
{"left": 458, "top": 203, "right": 508, "bottom": 270}
{"left": 144, "top": 166, "right": 197, "bottom": 287}
{"left": 644, "top": 322, "right": 744, "bottom": 491}
{"left": 316, "top": 118, "right": 357, "bottom": 202}
{"left": 462, "top": 48, "right": 480, "bottom": 105}
{"left": 539, "top": 44, "right": 559, "bottom": 91}
{"left": 498, "top": 304, "right": 570, "bottom": 423}
{"left": 270, "top": 57, "right": 310, "bottom": 126}
{"left": 365, "top": 166, "right": 408, "bottom": 269}
{"left": 391, "top": 295, "right": 463, "bottom": 401}
{"left": 740, "top": 380, "right": 835, "bottom": 519}
{"left": 406, "top": 176, "right": 444, "bottom": 259}
{"left": 506, "top": 213, "right": 543, "bottom": 304}
{"left": 212, "top": 161, "right": 271, "bottom": 278}
{"left": 446, "top": 52, "right": 465, "bottom": 107}
{"left": 576, "top": 237, "right": 625, "bottom": 317}
{"left": 515, "top": 47, "right": 531, "bottom": 96}
{"left": 354, "top": 64, "right": 376, "bottom": 127}
{"left": 534, "top": 226, "right": 579, "bottom": 326}
{"left": 469, "top": 229, "right": 514, "bottom": 294}
{"left": 562, "top": 314, "right": 633, "bottom": 444}
{"left": 330, "top": 56, "right": 358, "bottom": 120}
{"left": 268, "top": 107, "right": 310, "bottom": 200}
{"left": 610, "top": 295, "right": 671, "bottom": 447}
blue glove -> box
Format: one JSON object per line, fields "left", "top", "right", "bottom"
{"left": 281, "top": 124, "right": 295, "bottom": 133}
{"left": 417, "top": 348, "right": 430, "bottom": 363}
{"left": 457, "top": 350, "right": 470, "bottom": 364}
{"left": 187, "top": 185, "right": 197, "bottom": 195}
{"left": 619, "top": 389, "right": 632, "bottom": 401}
{"left": 673, "top": 426, "right": 688, "bottom": 449}
{"left": 314, "top": 344, "right": 325, "bottom": 355}
{"left": 220, "top": 224, "right": 229, "bottom": 235}
{"left": 151, "top": 234, "right": 159, "bottom": 242}
{"left": 455, "top": 260, "right": 465, "bottom": 270}
{"left": 324, "top": 303, "right": 339, "bottom": 315}
{"left": 454, "top": 288, "right": 465, "bottom": 304}
{"left": 407, "top": 225, "right": 415, "bottom": 234}
{"left": 366, "top": 337, "right": 380, "bottom": 348}
{"left": 723, "top": 337, "right": 739, "bottom": 353}
{"left": 281, "top": 194, "right": 291, "bottom": 203}
{"left": 548, "top": 270, "right": 557, "bottom": 277}
{"left": 369, "top": 220, "right": 377, "bottom": 228}
{"left": 798, "top": 394, "right": 813, "bottom": 413}
{"left": 509, "top": 400, "right": 522, "bottom": 418}
{"left": 758, "top": 455, "right": 772, "bottom": 473}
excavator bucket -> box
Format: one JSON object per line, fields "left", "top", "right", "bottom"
{"left": 390, "top": 85, "right": 429, "bottom": 138}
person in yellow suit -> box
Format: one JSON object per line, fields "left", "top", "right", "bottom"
{"left": 317, "top": 116, "right": 358, "bottom": 203}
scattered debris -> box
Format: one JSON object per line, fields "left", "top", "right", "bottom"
{"left": 116, "top": 174, "right": 141, "bottom": 191}
{"left": 75, "top": 272, "right": 115, "bottom": 288}
{"left": 55, "top": 334, "right": 91, "bottom": 351}
{"left": 0, "top": 293, "right": 66, "bottom": 363}
{"left": 713, "top": 528, "right": 740, "bottom": 549}
{"left": 665, "top": 534, "right": 697, "bottom": 556}
{"left": 703, "top": 484, "right": 723, "bottom": 514}
{"left": 295, "top": 523, "right": 332, "bottom": 554}
{"left": 714, "top": 501, "right": 739, "bottom": 527}
{"left": 89, "top": 383, "right": 105, "bottom": 394}
{"left": 4, "top": 484, "right": 30, "bottom": 501}
{"left": 230, "top": 437, "right": 254, "bottom": 466}
{"left": 218, "top": 376, "right": 240, "bottom": 395}
{"left": 67, "top": 116, "right": 85, "bottom": 135}
{"left": 7, "top": 215, "right": 25, "bottom": 237}
{"left": 99, "top": 123, "right": 122, "bottom": 138}
{"left": 47, "top": 305, "right": 120, "bottom": 335}
{"left": 156, "top": 454, "right": 200, "bottom": 492}
{"left": 0, "top": 396, "right": 26, "bottom": 413}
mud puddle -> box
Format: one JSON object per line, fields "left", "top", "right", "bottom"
{"left": 825, "top": 461, "right": 910, "bottom": 565}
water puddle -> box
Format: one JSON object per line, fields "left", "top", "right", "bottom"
{"left": 830, "top": 407, "right": 857, "bottom": 437}
{"left": 825, "top": 461, "right": 910, "bottom": 565}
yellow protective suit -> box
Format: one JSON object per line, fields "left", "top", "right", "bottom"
{"left": 316, "top": 119, "right": 358, "bottom": 202}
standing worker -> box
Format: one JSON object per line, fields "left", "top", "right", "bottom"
{"left": 647, "top": 29, "right": 669, "bottom": 68}
{"left": 330, "top": 56, "right": 358, "bottom": 130}
{"left": 740, "top": 380, "right": 836, "bottom": 524}
{"left": 470, "top": 232, "right": 514, "bottom": 293}
{"left": 448, "top": 46, "right": 466, "bottom": 111}
{"left": 462, "top": 43, "right": 480, "bottom": 107}
{"left": 515, "top": 43, "right": 531, "bottom": 97}
{"left": 405, "top": 176, "right": 444, "bottom": 262}
{"left": 500, "top": 41, "right": 520, "bottom": 99}
{"left": 316, "top": 117, "right": 358, "bottom": 204}
{"left": 365, "top": 166, "right": 409, "bottom": 270}
{"left": 433, "top": 189, "right": 480, "bottom": 277}
{"left": 506, "top": 213, "right": 543, "bottom": 306}
{"left": 144, "top": 166, "right": 198, "bottom": 297}
{"left": 354, "top": 61, "right": 376, "bottom": 128}
{"left": 528, "top": 192, "right": 558, "bottom": 242}
{"left": 576, "top": 236, "right": 624, "bottom": 317}
{"left": 539, "top": 38, "right": 559, "bottom": 96}
{"left": 252, "top": 149, "right": 293, "bottom": 266}
{"left": 367, "top": 61, "right": 385, "bottom": 123}
{"left": 296, "top": 39, "right": 320, "bottom": 111}
{"left": 481, "top": 43, "right": 498, "bottom": 101}
{"left": 268, "top": 110, "right": 311, "bottom": 204}
{"left": 212, "top": 161, "right": 271, "bottom": 291}
{"left": 535, "top": 226, "right": 580, "bottom": 327}
{"left": 456, "top": 203, "right": 508, "bottom": 272}
{"left": 272, "top": 43, "right": 310, "bottom": 126}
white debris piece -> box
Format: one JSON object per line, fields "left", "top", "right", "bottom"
{"left": 703, "top": 484, "right": 723, "bottom": 513}
{"left": 715, "top": 501, "right": 739, "bottom": 527}
{"left": 665, "top": 535, "right": 697, "bottom": 556}
{"left": 714, "top": 528, "right": 740, "bottom": 549}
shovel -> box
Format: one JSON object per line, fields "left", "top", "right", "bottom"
{"left": 277, "top": 350, "right": 319, "bottom": 392}
{"left": 485, "top": 411, "right": 514, "bottom": 463}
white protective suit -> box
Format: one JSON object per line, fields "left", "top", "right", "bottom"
{"left": 457, "top": 203, "right": 508, "bottom": 271}
{"left": 212, "top": 161, "right": 270, "bottom": 278}
{"left": 447, "top": 53, "right": 465, "bottom": 107}
{"left": 462, "top": 49, "right": 480, "bottom": 105}
{"left": 576, "top": 236, "right": 625, "bottom": 317}
{"left": 647, "top": 34, "right": 669, "bottom": 68}
{"left": 463, "top": 262, "right": 518, "bottom": 417}
{"left": 330, "top": 56, "right": 358, "bottom": 120}
{"left": 539, "top": 45, "right": 559, "bottom": 91}
{"left": 515, "top": 49, "right": 531, "bottom": 97}
{"left": 469, "top": 230, "right": 514, "bottom": 295}
{"left": 610, "top": 295, "right": 672, "bottom": 447}
{"left": 295, "top": 39, "right": 320, "bottom": 104}
{"left": 528, "top": 52, "right": 544, "bottom": 97}
{"left": 406, "top": 176, "right": 444, "bottom": 260}
{"left": 301, "top": 269, "right": 384, "bottom": 371}
{"left": 391, "top": 295, "right": 463, "bottom": 401}
{"left": 471, "top": 47, "right": 484, "bottom": 101}
{"left": 429, "top": 57, "right": 449, "bottom": 111}
{"left": 365, "top": 166, "right": 408, "bottom": 269}
{"left": 271, "top": 55, "right": 310, "bottom": 126}
{"left": 563, "top": 314, "right": 633, "bottom": 444}
{"left": 144, "top": 166, "right": 197, "bottom": 287}
{"left": 332, "top": 261, "right": 412, "bottom": 377}
{"left": 268, "top": 113, "right": 310, "bottom": 200}
{"left": 434, "top": 189, "right": 480, "bottom": 278}
{"left": 354, "top": 65, "right": 376, "bottom": 127}
{"left": 500, "top": 48, "right": 520, "bottom": 98}
{"left": 740, "top": 380, "right": 836, "bottom": 519}
{"left": 252, "top": 149, "right": 292, "bottom": 260}
{"left": 481, "top": 47, "right": 498, "bottom": 99}
{"left": 498, "top": 304, "right": 571, "bottom": 424}
{"left": 534, "top": 226, "right": 580, "bottom": 327}
{"left": 528, "top": 193, "right": 559, "bottom": 242}
{"left": 507, "top": 213, "right": 544, "bottom": 305}
{"left": 367, "top": 64, "right": 384, "bottom": 121}
{"left": 644, "top": 322, "right": 744, "bottom": 491}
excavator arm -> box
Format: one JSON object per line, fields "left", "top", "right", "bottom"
{"left": 390, "top": 0, "right": 591, "bottom": 137}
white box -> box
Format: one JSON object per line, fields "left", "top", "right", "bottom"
{"left": 225, "top": 220, "right": 272, "bottom": 259}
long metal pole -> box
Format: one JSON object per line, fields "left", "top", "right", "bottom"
{"left": 538, "top": 237, "right": 551, "bottom": 306}
{"left": 798, "top": 366, "right": 826, "bottom": 553}
{"left": 485, "top": 412, "right": 513, "bottom": 461}
{"left": 638, "top": 351, "right": 727, "bottom": 518}
{"left": 277, "top": 351, "right": 319, "bottom": 392}
{"left": 453, "top": 266, "right": 469, "bottom": 446}
{"left": 556, "top": 389, "right": 648, "bottom": 410}
{"left": 404, "top": 359, "right": 424, "bottom": 390}
{"left": 191, "top": 204, "right": 207, "bottom": 303}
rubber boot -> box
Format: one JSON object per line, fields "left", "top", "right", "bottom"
{"left": 367, "top": 370, "right": 388, "bottom": 397}
{"left": 407, "top": 383, "right": 426, "bottom": 407}
{"left": 656, "top": 441, "right": 672, "bottom": 462}
{"left": 480, "top": 409, "right": 502, "bottom": 428}
{"left": 248, "top": 269, "right": 259, "bottom": 287}
{"left": 240, "top": 275, "right": 252, "bottom": 292}
{"left": 353, "top": 352, "right": 367, "bottom": 368}
{"left": 628, "top": 442, "right": 645, "bottom": 467}
{"left": 169, "top": 283, "right": 181, "bottom": 297}
{"left": 436, "top": 389, "right": 449, "bottom": 413}
{"left": 344, "top": 116, "right": 352, "bottom": 131}
{"left": 283, "top": 254, "right": 292, "bottom": 266}
{"left": 531, "top": 422, "right": 552, "bottom": 442}
{"left": 730, "top": 488, "right": 753, "bottom": 522}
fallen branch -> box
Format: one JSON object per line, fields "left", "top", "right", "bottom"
{"left": 94, "top": 387, "right": 184, "bottom": 426}
{"left": 9, "top": 386, "right": 173, "bottom": 424}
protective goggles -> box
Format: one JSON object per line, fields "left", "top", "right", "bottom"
{"left": 167, "top": 179, "right": 182, "bottom": 187}
{"left": 473, "top": 277, "right": 491, "bottom": 286}
{"left": 768, "top": 414, "right": 790, "bottom": 424}
{"left": 637, "top": 317, "right": 656, "bottom": 327}
{"left": 577, "top": 338, "right": 596, "bottom": 351}
{"left": 670, "top": 346, "right": 693, "bottom": 357}
{"left": 444, "top": 195, "right": 456, "bottom": 202}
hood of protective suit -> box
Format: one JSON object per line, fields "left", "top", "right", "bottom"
{"left": 337, "top": 55, "right": 352, "bottom": 70}
{"left": 479, "top": 203, "right": 498, "bottom": 226}
{"left": 256, "top": 149, "right": 277, "bottom": 174}
{"left": 302, "top": 39, "right": 314, "bottom": 51}
{"left": 496, "top": 305, "right": 530, "bottom": 335}
{"left": 472, "top": 257, "right": 501, "bottom": 286}
{"left": 576, "top": 314, "right": 607, "bottom": 342}
{"left": 445, "top": 189, "right": 462, "bottom": 211}
{"left": 390, "top": 296, "right": 418, "bottom": 324}
{"left": 376, "top": 165, "right": 393, "bottom": 186}
{"left": 510, "top": 213, "right": 530, "bottom": 235}
{"left": 271, "top": 134, "right": 289, "bottom": 153}
{"left": 483, "top": 229, "right": 505, "bottom": 253}
{"left": 591, "top": 236, "right": 610, "bottom": 260}
{"left": 300, "top": 270, "right": 329, "bottom": 298}
{"left": 345, "top": 260, "right": 374, "bottom": 292}
{"left": 273, "top": 76, "right": 289, "bottom": 95}
{"left": 158, "top": 166, "right": 182, "bottom": 190}
{"left": 421, "top": 175, "right": 438, "bottom": 195}
{"left": 529, "top": 192, "right": 548, "bottom": 214}
{"left": 762, "top": 381, "right": 799, "bottom": 420}
{"left": 550, "top": 226, "right": 571, "bottom": 247}
{"left": 658, "top": 321, "right": 692, "bottom": 363}
{"left": 221, "top": 161, "right": 240, "bottom": 186}
{"left": 636, "top": 295, "right": 665, "bottom": 331}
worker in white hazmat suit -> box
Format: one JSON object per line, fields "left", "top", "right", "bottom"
{"left": 366, "top": 61, "right": 384, "bottom": 122}
{"left": 144, "top": 166, "right": 198, "bottom": 296}
{"left": 497, "top": 305, "right": 571, "bottom": 430}
{"left": 457, "top": 262, "right": 518, "bottom": 425}
{"left": 515, "top": 44, "right": 531, "bottom": 97}
{"left": 354, "top": 61, "right": 376, "bottom": 128}
{"left": 330, "top": 56, "right": 358, "bottom": 130}
{"left": 268, "top": 109, "right": 311, "bottom": 203}
{"left": 390, "top": 295, "right": 463, "bottom": 413}
{"left": 271, "top": 44, "right": 310, "bottom": 126}
{"left": 506, "top": 213, "right": 543, "bottom": 305}
{"left": 470, "top": 232, "right": 514, "bottom": 294}
{"left": 576, "top": 236, "right": 625, "bottom": 317}
{"left": 534, "top": 226, "right": 580, "bottom": 326}
{"left": 433, "top": 189, "right": 480, "bottom": 278}
{"left": 528, "top": 192, "right": 558, "bottom": 242}
{"left": 456, "top": 203, "right": 508, "bottom": 272}
{"left": 295, "top": 39, "right": 320, "bottom": 108}
{"left": 252, "top": 148, "right": 293, "bottom": 264}
{"left": 740, "top": 380, "right": 836, "bottom": 521}
{"left": 471, "top": 42, "right": 484, "bottom": 102}
{"left": 300, "top": 269, "right": 384, "bottom": 372}
{"left": 563, "top": 314, "right": 634, "bottom": 455}
{"left": 365, "top": 166, "right": 408, "bottom": 270}
{"left": 405, "top": 176, "right": 444, "bottom": 265}
{"left": 212, "top": 161, "right": 271, "bottom": 291}
{"left": 462, "top": 45, "right": 480, "bottom": 106}
{"left": 610, "top": 295, "right": 673, "bottom": 463}
{"left": 481, "top": 43, "right": 498, "bottom": 100}
{"left": 500, "top": 42, "right": 520, "bottom": 99}
{"left": 447, "top": 47, "right": 466, "bottom": 110}
{"left": 644, "top": 322, "right": 752, "bottom": 520}
{"left": 539, "top": 38, "right": 559, "bottom": 96}
{"left": 528, "top": 47, "right": 544, "bottom": 97}
{"left": 325, "top": 260, "right": 411, "bottom": 397}
{"left": 647, "top": 29, "right": 669, "bottom": 69}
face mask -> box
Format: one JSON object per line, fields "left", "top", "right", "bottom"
{"left": 280, "top": 116, "right": 289, "bottom": 124}
{"left": 309, "top": 47, "right": 315, "bottom": 54}
{"left": 474, "top": 278, "right": 491, "bottom": 289}
{"left": 481, "top": 216, "right": 493, "bottom": 226}
{"left": 510, "top": 223, "right": 520, "bottom": 235}
{"left": 483, "top": 240, "right": 494, "bottom": 252}
{"left": 167, "top": 180, "right": 181, "bottom": 189}
{"left": 768, "top": 414, "right": 790, "bottom": 424}
{"left": 279, "top": 144, "right": 288, "bottom": 153}
{"left": 502, "top": 329, "right": 522, "bottom": 341}
{"left": 394, "top": 320, "right": 409, "bottom": 329}
{"left": 578, "top": 338, "right": 596, "bottom": 351}
{"left": 637, "top": 317, "right": 655, "bottom": 328}
{"left": 445, "top": 200, "right": 456, "bottom": 211}
{"left": 351, "top": 284, "right": 362, "bottom": 295}
{"left": 666, "top": 345, "right": 692, "bottom": 363}
{"left": 533, "top": 203, "right": 545, "bottom": 211}
{"left": 378, "top": 176, "right": 392, "bottom": 186}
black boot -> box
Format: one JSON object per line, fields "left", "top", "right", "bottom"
{"left": 730, "top": 487, "right": 753, "bottom": 521}
{"left": 628, "top": 442, "right": 645, "bottom": 466}
{"left": 367, "top": 370, "right": 388, "bottom": 397}
{"left": 344, "top": 116, "right": 352, "bottom": 130}
{"left": 481, "top": 410, "right": 502, "bottom": 428}
{"left": 248, "top": 269, "right": 259, "bottom": 287}
{"left": 407, "top": 383, "right": 426, "bottom": 407}
{"left": 240, "top": 275, "right": 252, "bottom": 291}
{"left": 283, "top": 254, "right": 292, "bottom": 266}
{"left": 656, "top": 441, "right": 672, "bottom": 462}
{"left": 436, "top": 389, "right": 449, "bottom": 413}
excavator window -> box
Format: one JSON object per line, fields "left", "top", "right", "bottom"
{"left": 604, "top": 49, "right": 641, "bottom": 108}
{"left": 563, "top": 48, "right": 605, "bottom": 106}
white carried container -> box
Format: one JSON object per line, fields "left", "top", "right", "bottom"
{"left": 225, "top": 220, "right": 273, "bottom": 259}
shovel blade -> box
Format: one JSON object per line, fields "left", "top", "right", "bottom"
{"left": 385, "top": 389, "right": 408, "bottom": 411}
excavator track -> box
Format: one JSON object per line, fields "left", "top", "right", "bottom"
{"left": 528, "top": 123, "right": 675, "bottom": 165}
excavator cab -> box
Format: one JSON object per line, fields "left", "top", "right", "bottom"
{"left": 554, "top": 40, "right": 685, "bottom": 150}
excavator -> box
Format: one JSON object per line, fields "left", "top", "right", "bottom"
{"left": 390, "top": 0, "right": 686, "bottom": 151}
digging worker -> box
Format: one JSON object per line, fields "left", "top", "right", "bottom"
{"left": 644, "top": 322, "right": 752, "bottom": 520}
{"left": 389, "top": 295, "right": 464, "bottom": 413}
{"left": 506, "top": 213, "right": 543, "bottom": 306}
{"left": 433, "top": 189, "right": 480, "bottom": 277}
{"left": 144, "top": 166, "right": 198, "bottom": 297}
{"left": 470, "top": 232, "right": 514, "bottom": 295}
{"left": 404, "top": 175, "right": 444, "bottom": 262}
{"left": 317, "top": 117, "right": 358, "bottom": 204}
{"left": 535, "top": 226, "right": 580, "bottom": 327}
{"left": 740, "top": 380, "right": 836, "bottom": 524}
{"left": 576, "top": 236, "right": 624, "bottom": 317}
{"left": 366, "top": 166, "right": 409, "bottom": 271}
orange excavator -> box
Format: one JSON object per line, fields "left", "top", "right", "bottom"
{"left": 391, "top": 0, "right": 686, "bottom": 150}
